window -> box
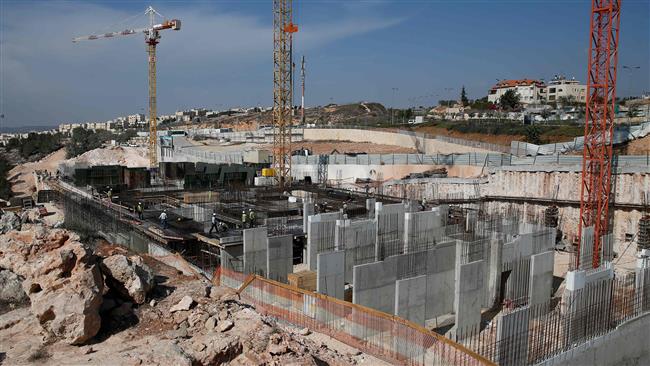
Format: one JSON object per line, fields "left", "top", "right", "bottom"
{"left": 549, "top": 88, "right": 556, "bottom": 93}
{"left": 558, "top": 89, "right": 563, "bottom": 92}
{"left": 549, "top": 95, "right": 555, "bottom": 100}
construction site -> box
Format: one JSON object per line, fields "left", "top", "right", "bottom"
{"left": 1, "top": 1, "right": 650, "bottom": 365}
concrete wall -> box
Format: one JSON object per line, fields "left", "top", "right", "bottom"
{"left": 306, "top": 213, "right": 341, "bottom": 270}
{"left": 352, "top": 256, "right": 397, "bottom": 314}
{"left": 335, "top": 219, "right": 376, "bottom": 283}
{"left": 317, "top": 250, "right": 345, "bottom": 299}
{"left": 426, "top": 241, "right": 457, "bottom": 319}
{"left": 302, "top": 128, "right": 493, "bottom": 154}
{"left": 536, "top": 313, "right": 650, "bottom": 366}
{"left": 395, "top": 275, "right": 427, "bottom": 325}
{"left": 292, "top": 163, "right": 483, "bottom": 184}
{"left": 529, "top": 251, "right": 554, "bottom": 309}
{"left": 453, "top": 259, "right": 485, "bottom": 337}
{"left": 267, "top": 234, "right": 293, "bottom": 283}
{"left": 404, "top": 210, "right": 444, "bottom": 253}
{"left": 243, "top": 227, "right": 268, "bottom": 276}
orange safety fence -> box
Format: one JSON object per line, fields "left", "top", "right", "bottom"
{"left": 217, "top": 267, "right": 495, "bottom": 366}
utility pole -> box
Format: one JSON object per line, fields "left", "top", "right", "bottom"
{"left": 391, "top": 87, "right": 398, "bottom": 125}
{"left": 301, "top": 55, "right": 306, "bottom": 125}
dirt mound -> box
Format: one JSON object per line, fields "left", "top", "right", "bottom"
{"left": 8, "top": 148, "right": 66, "bottom": 197}
{"left": 62, "top": 146, "right": 148, "bottom": 170}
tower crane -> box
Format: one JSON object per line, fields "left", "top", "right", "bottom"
{"left": 577, "top": 0, "right": 621, "bottom": 269}
{"left": 73, "top": 6, "right": 181, "bottom": 169}
{"left": 273, "top": 0, "right": 298, "bottom": 187}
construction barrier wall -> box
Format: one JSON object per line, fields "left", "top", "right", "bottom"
{"left": 217, "top": 267, "right": 494, "bottom": 366}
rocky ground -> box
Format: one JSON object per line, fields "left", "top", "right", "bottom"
{"left": 0, "top": 208, "right": 384, "bottom": 365}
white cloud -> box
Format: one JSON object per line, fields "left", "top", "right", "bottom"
{"left": 0, "top": 2, "right": 404, "bottom": 126}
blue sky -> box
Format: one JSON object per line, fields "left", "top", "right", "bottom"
{"left": 1, "top": 0, "right": 648, "bottom": 128}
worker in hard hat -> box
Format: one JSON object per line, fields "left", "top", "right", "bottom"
{"left": 136, "top": 202, "right": 144, "bottom": 220}
{"left": 209, "top": 213, "right": 219, "bottom": 235}
{"left": 159, "top": 209, "right": 168, "bottom": 229}
{"left": 248, "top": 208, "right": 256, "bottom": 227}
{"left": 241, "top": 210, "right": 248, "bottom": 229}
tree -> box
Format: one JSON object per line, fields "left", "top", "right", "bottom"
{"left": 525, "top": 125, "right": 542, "bottom": 145}
{"left": 460, "top": 86, "right": 469, "bottom": 107}
{"left": 67, "top": 127, "right": 114, "bottom": 158}
{"left": 0, "top": 155, "right": 14, "bottom": 200}
{"left": 499, "top": 90, "right": 520, "bottom": 110}
{"left": 470, "top": 96, "right": 493, "bottom": 111}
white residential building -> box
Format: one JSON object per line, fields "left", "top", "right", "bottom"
{"left": 127, "top": 114, "right": 145, "bottom": 124}
{"left": 542, "top": 76, "right": 587, "bottom": 103}
{"left": 488, "top": 79, "right": 546, "bottom": 105}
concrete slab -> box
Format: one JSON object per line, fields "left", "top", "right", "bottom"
{"left": 352, "top": 256, "right": 397, "bottom": 314}
{"left": 317, "top": 250, "right": 345, "bottom": 299}
{"left": 375, "top": 202, "right": 406, "bottom": 260}
{"left": 335, "top": 219, "right": 376, "bottom": 283}
{"left": 395, "top": 275, "right": 427, "bottom": 325}
{"left": 403, "top": 210, "right": 443, "bottom": 253}
{"left": 529, "top": 251, "right": 554, "bottom": 310}
{"left": 267, "top": 234, "right": 293, "bottom": 283}
{"left": 453, "top": 259, "right": 484, "bottom": 338}
{"left": 302, "top": 201, "right": 315, "bottom": 234}
{"left": 306, "top": 213, "right": 341, "bottom": 270}
{"left": 425, "top": 240, "right": 456, "bottom": 319}
{"left": 496, "top": 306, "right": 530, "bottom": 366}
{"left": 243, "top": 227, "right": 268, "bottom": 276}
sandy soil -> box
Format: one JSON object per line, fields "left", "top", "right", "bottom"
{"left": 624, "top": 136, "right": 650, "bottom": 155}
{"left": 7, "top": 148, "right": 66, "bottom": 197}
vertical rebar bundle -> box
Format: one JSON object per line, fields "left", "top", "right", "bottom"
{"left": 639, "top": 215, "right": 650, "bottom": 251}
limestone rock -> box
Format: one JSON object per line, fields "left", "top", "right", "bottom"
{"left": 205, "top": 316, "right": 217, "bottom": 330}
{"left": 170, "top": 296, "right": 194, "bottom": 313}
{"left": 0, "top": 225, "right": 104, "bottom": 345}
{"left": 0, "top": 212, "right": 21, "bottom": 234}
{"left": 218, "top": 319, "right": 234, "bottom": 333}
{"left": 188, "top": 310, "right": 209, "bottom": 328}
{"left": 100, "top": 254, "right": 154, "bottom": 304}
{"left": 190, "top": 334, "right": 242, "bottom": 365}
{"left": 298, "top": 327, "right": 311, "bottom": 336}
{"left": 268, "top": 343, "right": 288, "bottom": 356}
{"left": 0, "top": 269, "right": 29, "bottom": 303}
{"left": 29, "top": 264, "right": 104, "bottom": 344}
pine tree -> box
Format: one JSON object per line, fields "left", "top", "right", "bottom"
{"left": 460, "top": 86, "right": 469, "bottom": 107}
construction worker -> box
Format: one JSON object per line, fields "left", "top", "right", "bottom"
{"left": 136, "top": 202, "right": 144, "bottom": 220}
{"left": 241, "top": 210, "right": 248, "bottom": 229}
{"left": 135, "top": 202, "right": 144, "bottom": 220}
{"left": 159, "top": 210, "right": 168, "bottom": 229}
{"left": 209, "top": 213, "right": 219, "bottom": 235}
{"left": 248, "top": 208, "right": 256, "bottom": 227}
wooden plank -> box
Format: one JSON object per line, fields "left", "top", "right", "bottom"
{"left": 287, "top": 270, "right": 317, "bottom": 292}
{"left": 193, "top": 233, "right": 223, "bottom": 248}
